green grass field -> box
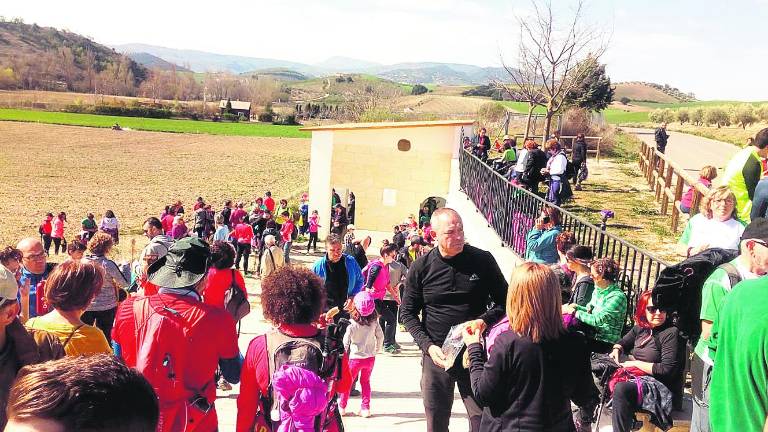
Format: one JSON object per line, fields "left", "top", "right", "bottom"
{"left": 633, "top": 100, "right": 768, "bottom": 109}
{"left": 501, "top": 101, "right": 650, "bottom": 124}
{"left": 0, "top": 109, "right": 310, "bottom": 138}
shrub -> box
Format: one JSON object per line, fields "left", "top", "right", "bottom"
{"left": 411, "top": 84, "right": 428, "bottom": 95}
{"left": 619, "top": 96, "right": 631, "bottom": 105}
{"left": 676, "top": 108, "right": 690, "bottom": 125}
{"left": 258, "top": 112, "right": 275, "bottom": 122}
{"left": 756, "top": 104, "right": 768, "bottom": 122}
{"left": 273, "top": 115, "right": 300, "bottom": 125}
{"left": 222, "top": 113, "right": 240, "bottom": 122}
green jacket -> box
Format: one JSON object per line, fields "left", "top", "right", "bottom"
{"left": 721, "top": 146, "right": 760, "bottom": 223}
{"left": 574, "top": 283, "right": 626, "bottom": 344}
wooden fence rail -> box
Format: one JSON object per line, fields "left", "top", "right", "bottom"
{"left": 638, "top": 139, "right": 710, "bottom": 232}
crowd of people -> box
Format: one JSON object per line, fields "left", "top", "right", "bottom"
{"left": 466, "top": 128, "right": 590, "bottom": 205}
{"left": 2, "top": 128, "right": 768, "bottom": 432}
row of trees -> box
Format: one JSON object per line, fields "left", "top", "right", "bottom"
{"left": 649, "top": 104, "right": 768, "bottom": 129}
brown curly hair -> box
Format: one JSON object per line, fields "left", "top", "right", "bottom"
{"left": 87, "top": 232, "right": 114, "bottom": 256}
{"left": 262, "top": 267, "right": 325, "bottom": 325}
{"left": 0, "top": 246, "right": 22, "bottom": 264}
{"left": 591, "top": 257, "right": 620, "bottom": 283}
{"left": 555, "top": 231, "right": 577, "bottom": 254}
{"left": 45, "top": 260, "right": 104, "bottom": 312}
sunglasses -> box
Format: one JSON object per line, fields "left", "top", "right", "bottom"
{"left": 646, "top": 306, "right": 667, "bottom": 314}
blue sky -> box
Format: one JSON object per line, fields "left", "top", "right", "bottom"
{"left": 3, "top": 0, "right": 767, "bottom": 100}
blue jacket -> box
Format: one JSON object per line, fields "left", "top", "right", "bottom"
{"left": 311, "top": 254, "right": 364, "bottom": 298}
{"left": 525, "top": 225, "right": 562, "bottom": 264}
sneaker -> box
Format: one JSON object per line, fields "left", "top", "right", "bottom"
{"left": 398, "top": 324, "right": 406, "bottom": 332}
{"left": 575, "top": 184, "right": 583, "bottom": 191}
{"left": 360, "top": 409, "right": 371, "bottom": 418}
{"left": 217, "top": 378, "right": 232, "bottom": 391}
{"left": 338, "top": 407, "right": 347, "bottom": 416}
{"left": 392, "top": 342, "right": 402, "bottom": 350}
{"left": 384, "top": 345, "right": 401, "bottom": 355}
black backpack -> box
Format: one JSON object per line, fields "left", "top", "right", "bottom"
{"left": 223, "top": 269, "right": 250, "bottom": 323}
{"left": 651, "top": 247, "right": 739, "bottom": 340}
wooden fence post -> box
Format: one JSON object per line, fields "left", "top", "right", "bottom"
{"left": 655, "top": 158, "right": 665, "bottom": 201}
{"left": 671, "top": 175, "right": 685, "bottom": 231}
{"left": 660, "top": 166, "right": 674, "bottom": 215}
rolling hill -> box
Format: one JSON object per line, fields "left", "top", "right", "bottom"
{"left": 614, "top": 82, "right": 696, "bottom": 103}
{"left": 240, "top": 68, "right": 309, "bottom": 81}
{"left": 0, "top": 20, "right": 147, "bottom": 87}
{"left": 113, "top": 43, "right": 517, "bottom": 85}
{"left": 126, "top": 52, "right": 191, "bottom": 72}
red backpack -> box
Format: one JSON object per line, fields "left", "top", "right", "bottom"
{"left": 132, "top": 296, "right": 211, "bottom": 432}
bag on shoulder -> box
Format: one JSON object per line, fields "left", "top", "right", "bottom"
{"left": 132, "top": 297, "right": 212, "bottom": 432}
{"left": 262, "top": 330, "right": 343, "bottom": 432}
{"left": 223, "top": 269, "right": 250, "bottom": 322}
{"left": 578, "top": 161, "right": 589, "bottom": 182}
{"left": 651, "top": 247, "right": 739, "bottom": 340}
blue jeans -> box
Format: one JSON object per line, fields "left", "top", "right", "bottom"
{"left": 547, "top": 177, "right": 562, "bottom": 205}
{"left": 750, "top": 178, "right": 768, "bottom": 221}
{"left": 283, "top": 240, "right": 292, "bottom": 264}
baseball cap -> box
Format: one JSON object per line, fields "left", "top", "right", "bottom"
{"left": 503, "top": 134, "right": 511, "bottom": 140}
{"left": 347, "top": 224, "right": 355, "bottom": 230}
{"left": 742, "top": 217, "right": 768, "bottom": 242}
{"left": 0, "top": 265, "right": 18, "bottom": 308}
{"left": 354, "top": 291, "right": 375, "bottom": 317}
{"left": 147, "top": 237, "right": 211, "bottom": 289}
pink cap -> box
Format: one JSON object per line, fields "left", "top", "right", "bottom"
{"left": 354, "top": 291, "right": 375, "bottom": 317}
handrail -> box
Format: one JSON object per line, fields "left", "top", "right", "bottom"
{"left": 637, "top": 139, "right": 710, "bottom": 231}
{"left": 459, "top": 148, "right": 669, "bottom": 318}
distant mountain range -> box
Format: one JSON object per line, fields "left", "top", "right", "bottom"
{"left": 115, "top": 43, "right": 515, "bottom": 85}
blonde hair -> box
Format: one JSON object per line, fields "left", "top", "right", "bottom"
{"left": 700, "top": 186, "right": 736, "bottom": 220}
{"left": 507, "top": 262, "right": 564, "bottom": 343}
{"left": 699, "top": 165, "right": 717, "bottom": 181}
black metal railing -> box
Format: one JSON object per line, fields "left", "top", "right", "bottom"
{"left": 459, "top": 149, "right": 670, "bottom": 315}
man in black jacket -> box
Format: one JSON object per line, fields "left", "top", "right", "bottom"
{"left": 655, "top": 122, "right": 670, "bottom": 154}
{"left": 401, "top": 208, "right": 507, "bottom": 432}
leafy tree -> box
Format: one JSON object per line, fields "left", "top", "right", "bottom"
{"left": 704, "top": 106, "right": 729, "bottom": 128}
{"left": 649, "top": 108, "right": 674, "bottom": 124}
{"left": 224, "top": 98, "right": 232, "bottom": 114}
{"left": 564, "top": 59, "right": 614, "bottom": 112}
{"left": 756, "top": 104, "right": 768, "bottom": 122}
{"left": 676, "top": 108, "right": 690, "bottom": 125}
{"left": 411, "top": 84, "right": 428, "bottom": 95}
{"left": 690, "top": 107, "right": 704, "bottom": 126}
{"left": 619, "top": 96, "right": 630, "bottom": 105}
{"left": 733, "top": 104, "right": 758, "bottom": 129}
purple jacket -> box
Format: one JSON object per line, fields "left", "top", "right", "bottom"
{"left": 272, "top": 365, "right": 327, "bottom": 432}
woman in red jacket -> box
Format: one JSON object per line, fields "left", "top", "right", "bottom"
{"left": 236, "top": 267, "right": 347, "bottom": 432}
{"left": 230, "top": 216, "right": 254, "bottom": 275}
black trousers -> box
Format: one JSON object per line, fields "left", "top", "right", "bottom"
{"left": 42, "top": 234, "right": 52, "bottom": 255}
{"left": 235, "top": 242, "right": 251, "bottom": 273}
{"left": 376, "top": 300, "right": 398, "bottom": 347}
{"left": 52, "top": 237, "right": 62, "bottom": 255}
{"left": 81, "top": 307, "right": 117, "bottom": 344}
{"left": 307, "top": 232, "right": 318, "bottom": 251}
{"left": 612, "top": 381, "right": 640, "bottom": 432}
{"left": 421, "top": 354, "right": 482, "bottom": 432}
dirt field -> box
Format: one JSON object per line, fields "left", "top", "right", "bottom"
{"left": 392, "top": 94, "right": 489, "bottom": 116}
{"left": 613, "top": 83, "right": 679, "bottom": 104}
{"left": 0, "top": 122, "right": 310, "bottom": 259}
{"left": 0, "top": 89, "right": 219, "bottom": 110}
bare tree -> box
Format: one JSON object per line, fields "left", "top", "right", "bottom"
{"left": 500, "top": 0, "right": 609, "bottom": 139}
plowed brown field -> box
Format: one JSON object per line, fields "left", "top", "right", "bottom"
{"left": 0, "top": 122, "right": 310, "bottom": 258}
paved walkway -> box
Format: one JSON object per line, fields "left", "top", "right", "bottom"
{"left": 214, "top": 232, "right": 470, "bottom": 432}
{"left": 623, "top": 127, "right": 740, "bottom": 175}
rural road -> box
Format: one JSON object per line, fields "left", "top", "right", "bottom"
{"left": 622, "top": 127, "right": 740, "bottom": 175}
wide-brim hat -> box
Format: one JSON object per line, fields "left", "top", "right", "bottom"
{"left": 147, "top": 237, "right": 211, "bottom": 289}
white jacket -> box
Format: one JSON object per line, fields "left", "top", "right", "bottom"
{"left": 343, "top": 319, "right": 384, "bottom": 359}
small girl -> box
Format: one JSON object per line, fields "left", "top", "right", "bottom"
{"left": 340, "top": 291, "right": 383, "bottom": 418}
{"left": 680, "top": 165, "right": 717, "bottom": 214}
{"left": 306, "top": 210, "right": 320, "bottom": 254}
